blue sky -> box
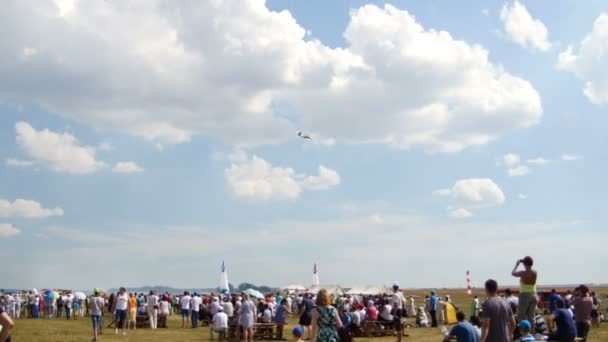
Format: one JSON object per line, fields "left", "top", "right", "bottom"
{"left": 1, "top": 0, "right": 607, "bottom": 291}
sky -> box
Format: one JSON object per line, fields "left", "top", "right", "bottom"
{"left": 1, "top": 0, "right": 607, "bottom": 291}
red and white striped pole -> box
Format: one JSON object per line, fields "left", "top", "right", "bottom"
{"left": 466, "top": 270, "right": 472, "bottom": 297}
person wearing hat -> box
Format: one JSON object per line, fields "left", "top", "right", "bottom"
{"left": 211, "top": 306, "right": 228, "bottom": 340}
{"left": 516, "top": 320, "right": 535, "bottom": 342}
{"left": 89, "top": 288, "right": 105, "bottom": 342}
{"left": 292, "top": 326, "right": 304, "bottom": 342}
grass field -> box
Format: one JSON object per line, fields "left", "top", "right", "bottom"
{"left": 10, "top": 289, "right": 608, "bottom": 341}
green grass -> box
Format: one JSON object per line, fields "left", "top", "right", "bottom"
{"left": 10, "top": 289, "right": 608, "bottom": 341}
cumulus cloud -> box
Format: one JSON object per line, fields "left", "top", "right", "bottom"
{"left": 527, "top": 157, "right": 549, "bottom": 165}
{"left": 508, "top": 165, "right": 531, "bottom": 177}
{"left": 0, "top": 223, "right": 21, "bottom": 237}
{"left": 435, "top": 178, "right": 505, "bottom": 217}
{"left": 15, "top": 121, "right": 106, "bottom": 174}
{"left": 0, "top": 198, "right": 64, "bottom": 218}
{"left": 0, "top": 1, "right": 542, "bottom": 152}
{"left": 112, "top": 161, "right": 144, "bottom": 174}
{"left": 224, "top": 151, "right": 340, "bottom": 201}
{"left": 5, "top": 158, "right": 34, "bottom": 167}
{"left": 500, "top": 1, "right": 551, "bottom": 51}
{"left": 562, "top": 154, "right": 583, "bottom": 161}
{"left": 503, "top": 153, "right": 521, "bottom": 167}
{"left": 557, "top": 14, "right": 608, "bottom": 105}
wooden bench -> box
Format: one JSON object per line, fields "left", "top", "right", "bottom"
{"left": 253, "top": 323, "right": 276, "bottom": 340}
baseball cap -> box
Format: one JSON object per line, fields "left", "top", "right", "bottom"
{"left": 393, "top": 282, "right": 400, "bottom": 288}
{"left": 292, "top": 326, "right": 304, "bottom": 337}
{"left": 518, "top": 320, "right": 531, "bottom": 331}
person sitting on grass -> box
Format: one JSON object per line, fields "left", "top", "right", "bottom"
{"left": 292, "top": 326, "right": 304, "bottom": 342}
{"left": 517, "top": 320, "right": 535, "bottom": 342}
{"left": 211, "top": 306, "right": 228, "bottom": 340}
{"left": 443, "top": 311, "right": 479, "bottom": 342}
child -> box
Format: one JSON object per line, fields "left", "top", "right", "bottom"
{"left": 292, "top": 326, "right": 304, "bottom": 342}
{"left": 517, "top": 320, "right": 535, "bottom": 342}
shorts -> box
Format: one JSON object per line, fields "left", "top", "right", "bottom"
{"left": 591, "top": 309, "right": 599, "bottom": 318}
{"left": 115, "top": 309, "right": 127, "bottom": 327}
{"left": 181, "top": 309, "right": 189, "bottom": 318}
{"left": 91, "top": 315, "right": 102, "bottom": 330}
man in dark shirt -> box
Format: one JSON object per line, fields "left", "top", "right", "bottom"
{"left": 481, "top": 279, "right": 515, "bottom": 342}
{"left": 549, "top": 289, "right": 562, "bottom": 313}
{"left": 445, "top": 311, "right": 480, "bottom": 342}
{"left": 548, "top": 299, "right": 576, "bottom": 342}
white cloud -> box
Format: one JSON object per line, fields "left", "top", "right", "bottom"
{"left": 0, "top": 1, "right": 542, "bottom": 152}
{"left": 0, "top": 223, "right": 21, "bottom": 237}
{"left": 508, "top": 165, "right": 531, "bottom": 177}
{"left": 557, "top": 14, "right": 608, "bottom": 105}
{"left": 527, "top": 157, "right": 549, "bottom": 166}
{"left": 15, "top": 121, "right": 106, "bottom": 174}
{"left": 500, "top": 1, "right": 551, "bottom": 51}
{"left": 436, "top": 178, "right": 505, "bottom": 217}
{"left": 503, "top": 153, "right": 521, "bottom": 167}
{"left": 518, "top": 193, "right": 528, "bottom": 199}
{"left": 481, "top": 9, "right": 490, "bottom": 16}
{"left": 112, "top": 161, "right": 144, "bottom": 174}
{"left": 5, "top": 158, "right": 34, "bottom": 167}
{"left": 224, "top": 151, "right": 340, "bottom": 201}
{"left": 0, "top": 198, "right": 64, "bottom": 218}
{"left": 370, "top": 214, "right": 384, "bottom": 224}
{"left": 97, "top": 142, "right": 112, "bottom": 152}
{"left": 449, "top": 208, "right": 473, "bottom": 219}
{"left": 562, "top": 154, "right": 583, "bottom": 161}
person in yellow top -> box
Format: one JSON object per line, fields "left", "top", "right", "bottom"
{"left": 128, "top": 293, "right": 138, "bottom": 330}
{"left": 511, "top": 256, "right": 538, "bottom": 328}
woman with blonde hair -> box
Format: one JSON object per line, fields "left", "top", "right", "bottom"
{"left": 239, "top": 293, "right": 257, "bottom": 342}
{"left": 127, "top": 293, "right": 138, "bottom": 330}
{"left": 311, "top": 289, "right": 342, "bottom": 342}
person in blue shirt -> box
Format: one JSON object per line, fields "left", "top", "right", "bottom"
{"left": 517, "top": 320, "right": 535, "bottom": 342}
{"left": 430, "top": 291, "right": 439, "bottom": 327}
{"left": 443, "top": 311, "right": 479, "bottom": 342}
{"left": 549, "top": 289, "right": 562, "bottom": 313}
{"left": 548, "top": 299, "right": 577, "bottom": 342}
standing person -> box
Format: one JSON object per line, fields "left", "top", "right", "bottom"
{"left": 391, "top": 282, "right": 406, "bottom": 342}
{"left": 511, "top": 256, "right": 538, "bottom": 328}
{"left": 299, "top": 294, "right": 314, "bottom": 340}
{"left": 430, "top": 291, "right": 439, "bottom": 327}
{"left": 127, "top": 293, "right": 137, "bottom": 330}
{"left": 407, "top": 296, "right": 416, "bottom": 318}
{"left": 471, "top": 296, "right": 481, "bottom": 318}
{"left": 179, "top": 291, "right": 191, "bottom": 328}
{"left": 159, "top": 295, "right": 170, "bottom": 328}
{"left": 311, "top": 289, "right": 342, "bottom": 342}
{"left": 89, "top": 288, "right": 105, "bottom": 342}
{"left": 443, "top": 311, "right": 479, "bottom": 342}
{"left": 56, "top": 294, "right": 64, "bottom": 319}
{"left": 190, "top": 293, "right": 202, "bottom": 329}
{"left": 274, "top": 299, "right": 291, "bottom": 341}
{"left": 481, "top": 279, "right": 515, "bottom": 342}
{"left": 221, "top": 296, "right": 234, "bottom": 319}
{"left": 0, "top": 305, "right": 14, "bottom": 342}
{"left": 147, "top": 290, "right": 159, "bottom": 329}
{"left": 549, "top": 289, "right": 562, "bottom": 314}
{"left": 590, "top": 291, "right": 600, "bottom": 328}
{"left": 64, "top": 294, "right": 73, "bottom": 320}
{"left": 14, "top": 294, "right": 21, "bottom": 320}
{"left": 239, "top": 293, "right": 257, "bottom": 342}
{"left": 573, "top": 285, "right": 593, "bottom": 342}
{"left": 113, "top": 287, "right": 129, "bottom": 336}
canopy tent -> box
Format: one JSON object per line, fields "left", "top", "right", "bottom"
{"left": 281, "top": 284, "right": 308, "bottom": 292}
{"left": 244, "top": 288, "right": 265, "bottom": 299}
{"left": 345, "top": 285, "right": 392, "bottom": 295}
{"left": 307, "top": 284, "right": 344, "bottom": 296}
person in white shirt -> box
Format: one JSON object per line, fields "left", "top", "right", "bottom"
{"left": 351, "top": 308, "right": 361, "bottom": 326}
{"left": 190, "top": 293, "right": 202, "bottom": 329}
{"left": 262, "top": 304, "right": 273, "bottom": 323}
{"left": 147, "top": 291, "right": 159, "bottom": 329}
{"left": 159, "top": 295, "right": 170, "bottom": 328}
{"left": 179, "top": 291, "right": 192, "bottom": 328}
{"left": 212, "top": 306, "right": 229, "bottom": 340}
{"left": 392, "top": 283, "right": 406, "bottom": 342}
{"left": 380, "top": 303, "right": 393, "bottom": 321}
{"left": 14, "top": 294, "right": 22, "bottom": 319}
{"left": 221, "top": 297, "right": 234, "bottom": 318}
{"left": 64, "top": 294, "right": 73, "bottom": 320}
{"left": 5, "top": 295, "right": 15, "bottom": 319}
{"left": 114, "top": 287, "right": 129, "bottom": 336}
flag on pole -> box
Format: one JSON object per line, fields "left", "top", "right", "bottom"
{"left": 312, "top": 263, "right": 320, "bottom": 286}
{"left": 220, "top": 260, "right": 229, "bottom": 294}
{"left": 466, "top": 270, "right": 472, "bottom": 297}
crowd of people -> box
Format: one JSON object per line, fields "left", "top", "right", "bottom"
{"left": 1, "top": 255, "right": 607, "bottom": 342}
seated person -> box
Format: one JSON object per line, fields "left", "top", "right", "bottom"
{"left": 443, "top": 311, "right": 479, "bottom": 342}
{"left": 416, "top": 306, "right": 428, "bottom": 327}
{"left": 261, "top": 304, "right": 272, "bottom": 323}
{"left": 547, "top": 299, "right": 576, "bottom": 342}
{"left": 379, "top": 304, "right": 393, "bottom": 322}
{"left": 517, "top": 320, "right": 535, "bottom": 342}
{"left": 341, "top": 310, "right": 352, "bottom": 326}
{"left": 366, "top": 301, "right": 378, "bottom": 321}
{"left": 211, "top": 307, "right": 229, "bottom": 340}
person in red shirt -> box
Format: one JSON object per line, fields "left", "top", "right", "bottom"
{"left": 366, "top": 301, "right": 378, "bottom": 321}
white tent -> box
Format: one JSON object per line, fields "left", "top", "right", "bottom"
{"left": 345, "top": 285, "right": 392, "bottom": 295}
{"left": 307, "top": 284, "right": 344, "bottom": 296}
{"left": 281, "top": 284, "right": 308, "bottom": 292}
